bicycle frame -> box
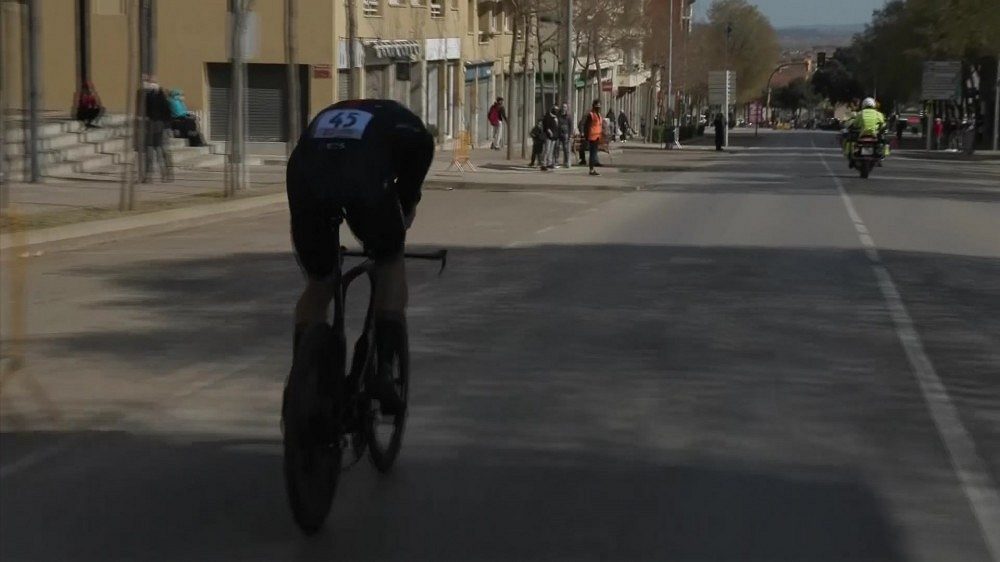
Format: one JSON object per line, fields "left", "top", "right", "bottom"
{"left": 327, "top": 216, "right": 447, "bottom": 406}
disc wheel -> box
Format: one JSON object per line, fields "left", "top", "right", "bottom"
{"left": 364, "top": 336, "right": 409, "bottom": 473}
{"left": 282, "top": 323, "right": 342, "bottom": 535}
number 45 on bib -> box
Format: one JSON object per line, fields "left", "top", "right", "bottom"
{"left": 314, "top": 109, "right": 374, "bottom": 140}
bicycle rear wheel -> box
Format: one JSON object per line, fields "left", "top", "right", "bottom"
{"left": 364, "top": 334, "right": 409, "bottom": 473}
{"left": 282, "top": 323, "right": 342, "bottom": 535}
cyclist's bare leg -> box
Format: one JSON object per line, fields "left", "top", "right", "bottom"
{"left": 295, "top": 276, "right": 337, "bottom": 327}
{"left": 372, "top": 252, "right": 408, "bottom": 319}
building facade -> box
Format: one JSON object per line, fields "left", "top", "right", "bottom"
{"left": 0, "top": 0, "right": 522, "bottom": 146}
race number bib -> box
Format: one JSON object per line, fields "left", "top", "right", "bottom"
{"left": 313, "top": 109, "right": 374, "bottom": 140}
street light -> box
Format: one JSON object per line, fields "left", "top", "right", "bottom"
{"left": 756, "top": 61, "right": 807, "bottom": 137}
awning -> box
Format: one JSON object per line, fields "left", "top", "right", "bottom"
{"left": 365, "top": 39, "right": 421, "bottom": 60}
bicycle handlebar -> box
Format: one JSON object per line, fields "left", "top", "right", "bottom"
{"left": 342, "top": 248, "right": 448, "bottom": 274}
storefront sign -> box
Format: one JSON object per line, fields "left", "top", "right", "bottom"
{"left": 313, "top": 64, "right": 332, "bottom": 79}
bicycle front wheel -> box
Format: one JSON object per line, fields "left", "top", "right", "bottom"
{"left": 365, "top": 333, "right": 409, "bottom": 473}
{"left": 282, "top": 323, "right": 342, "bottom": 535}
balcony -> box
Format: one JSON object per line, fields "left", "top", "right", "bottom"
{"left": 363, "top": 0, "right": 380, "bottom": 17}
{"left": 431, "top": 0, "right": 443, "bottom": 17}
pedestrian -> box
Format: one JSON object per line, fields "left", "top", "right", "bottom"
{"left": 583, "top": 100, "right": 603, "bottom": 176}
{"left": 137, "top": 75, "right": 174, "bottom": 182}
{"left": 713, "top": 112, "right": 725, "bottom": 151}
{"left": 606, "top": 109, "right": 617, "bottom": 142}
{"left": 895, "top": 115, "right": 906, "bottom": 142}
{"left": 541, "top": 105, "right": 560, "bottom": 171}
{"left": 167, "top": 89, "right": 206, "bottom": 147}
{"left": 577, "top": 113, "right": 589, "bottom": 166}
{"left": 618, "top": 111, "right": 630, "bottom": 142}
{"left": 640, "top": 117, "right": 647, "bottom": 139}
{"left": 932, "top": 117, "right": 943, "bottom": 150}
{"left": 558, "top": 102, "right": 572, "bottom": 167}
{"left": 73, "top": 81, "right": 104, "bottom": 129}
{"left": 529, "top": 118, "right": 544, "bottom": 167}
{"left": 487, "top": 97, "right": 506, "bottom": 150}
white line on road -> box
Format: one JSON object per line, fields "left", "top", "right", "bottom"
{"left": 535, "top": 226, "right": 556, "bottom": 234}
{"left": 819, "top": 154, "right": 1000, "bottom": 561}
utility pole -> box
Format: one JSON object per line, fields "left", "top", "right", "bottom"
{"left": 285, "top": 0, "right": 300, "bottom": 155}
{"left": 993, "top": 55, "right": 999, "bottom": 151}
{"left": 563, "top": 0, "right": 574, "bottom": 166}
{"left": 667, "top": 0, "right": 680, "bottom": 148}
{"left": 0, "top": 0, "right": 8, "bottom": 202}
{"left": 346, "top": 0, "right": 358, "bottom": 98}
{"left": 26, "top": 0, "right": 41, "bottom": 183}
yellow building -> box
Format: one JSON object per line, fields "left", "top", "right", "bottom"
{"left": 0, "top": 0, "right": 522, "bottom": 145}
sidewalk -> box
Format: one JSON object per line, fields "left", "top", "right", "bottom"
{"left": 1, "top": 139, "right": 721, "bottom": 249}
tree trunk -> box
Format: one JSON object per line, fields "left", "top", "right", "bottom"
{"left": 506, "top": 12, "right": 519, "bottom": 161}
{"left": 536, "top": 15, "right": 545, "bottom": 108}
{"left": 521, "top": 13, "right": 531, "bottom": 159}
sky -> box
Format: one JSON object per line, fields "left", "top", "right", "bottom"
{"left": 692, "top": 0, "right": 890, "bottom": 28}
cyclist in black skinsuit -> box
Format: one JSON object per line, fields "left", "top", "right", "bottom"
{"left": 286, "top": 99, "right": 434, "bottom": 414}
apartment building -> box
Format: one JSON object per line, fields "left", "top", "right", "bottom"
{"left": 0, "top": 0, "right": 522, "bottom": 146}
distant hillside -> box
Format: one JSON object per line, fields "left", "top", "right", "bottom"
{"left": 776, "top": 24, "right": 865, "bottom": 50}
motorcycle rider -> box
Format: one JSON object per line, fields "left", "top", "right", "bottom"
{"left": 845, "top": 97, "right": 886, "bottom": 168}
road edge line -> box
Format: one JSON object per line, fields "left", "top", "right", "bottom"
{"left": 818, "top": 151, "right": 1000, "bottom": 561}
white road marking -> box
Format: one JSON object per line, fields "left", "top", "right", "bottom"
{"left": 535, "top": 226, "right": 556, "bottom": 234}
{"left": 819, "top": 154, "right": 1000, "bottom": 561}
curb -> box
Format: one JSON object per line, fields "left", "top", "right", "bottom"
{"left": 1, "top": 192, "right": 287, "bottom": 252}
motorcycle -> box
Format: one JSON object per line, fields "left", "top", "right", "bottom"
{"left": 851, "top": 134, "right": 885, "bottom": 179}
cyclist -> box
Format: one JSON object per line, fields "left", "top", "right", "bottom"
{"left": 286, "top": 99, "right": 434, "bottom": 415}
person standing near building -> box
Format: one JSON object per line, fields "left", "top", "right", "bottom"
{"left": 582, "top": 100, "right": 604, "bottom": 176}
{"left": 558, "top": 102, "right": 572, "bottom": 168}
{"left": 528, "top": 118, "right": 544, "bottom": 167}
{"left": 932, "top": 117, "right": 944, "bottom": 150}
{"left": 487, "top": 97, "right": 507, "bottom": 150}
{"left": 540, "top": 105, "right": 560, "bottom": 171}
{"left": 137, "top": 75, "right": 174, "bottom": 183}
{"left": 618, "top": 111, "right": 631, "bottom": 142}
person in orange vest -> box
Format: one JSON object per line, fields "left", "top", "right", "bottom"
{"left": 581, "top": 99, "right": 604, "bottom": 176}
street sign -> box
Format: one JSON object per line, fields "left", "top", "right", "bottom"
{"left": 922, "top": 61, "right": 961, "bottom": 100}
{"left": 708, "top": 70, "right": 735, "bottom": 105}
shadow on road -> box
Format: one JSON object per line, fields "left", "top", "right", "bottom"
{"left": 4, "top": 243, "right": 998, "bottom": 560}
{"left": 1, "top": 429, "right": 903, "bottom": 561}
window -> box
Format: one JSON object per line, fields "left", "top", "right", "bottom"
{"left": 93, "top": 0, "right": 125, "bottom": 15}
{"left": 430, "top": 0, "right": 443, "bottom": 17}
{"left": 363, "top": 0, "right": 381, "bottom": 16}
{"left": 478, "top": 8, "right": 490, "bottom": 42}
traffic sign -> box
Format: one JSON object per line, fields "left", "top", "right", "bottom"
{"left": 922, "top": 61, "right": 961, "bottom": 100}
{"left": 708, "top": 70, "right": 735, "bottom": 105}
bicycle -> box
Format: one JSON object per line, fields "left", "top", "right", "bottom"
{"left": 281, "top": 214, "right": 446, "bottom": 535}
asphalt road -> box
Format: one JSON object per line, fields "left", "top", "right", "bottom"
{"left": 1, "top": 131, "right": 998, "bottom": 561}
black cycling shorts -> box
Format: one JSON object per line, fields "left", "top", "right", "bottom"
{"left": 286, "top": 151, "right": 408, "bottom": 279}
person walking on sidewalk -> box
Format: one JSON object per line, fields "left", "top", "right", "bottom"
{"left": 582, "top": 100, "right": 604, "bottom": 176}
{"left": 487, "top": 97, "right": 507, "bottom": 150}
{"left": 932, "top": 117, "right": 944, "bottom": 150}
{"left": 541, "top": 105, "right": 560, "bottom": 171}
{"left": 618, "top": 111, "right": 631, "bottom": 142}
{"left": 558, "top": 102, "right": 572, "bottom": 168}
{"left": 578, "top": 114, "right": 589, "bottom": 166}
{"left": 137, "top": 75, "right": 174, "bottom": 183}
{"left": 529, "top": 119, "right": 544, "bottom": 167}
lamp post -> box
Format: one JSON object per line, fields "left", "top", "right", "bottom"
{"left": 757, "top": 61, "right": 806, "bottom": 137}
